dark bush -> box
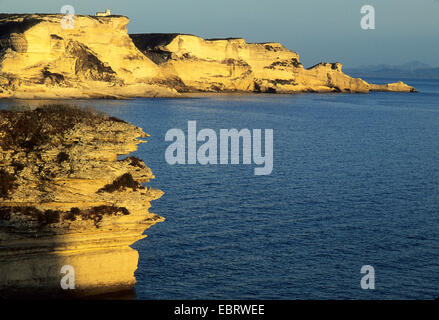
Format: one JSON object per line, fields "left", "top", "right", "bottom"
{"left": 0, "top": 205, "right": 130, "bottom": 228}
{"left": 12, "top": 162, "right": 25, "bottom": 172}
{"left": 0, "top": 207, "right": 11, "bottom": 221}
{"left": 11, "top": 206, "right": 60, "bottom": 226}
{"left": 0, "top": 169, "right": 16, "bottom": 198}
{"left": 65, "top": 207, "right": 80, "bottom": 221}
{"left": 97, "top": 173, "right": 142, "bottom": 193}
{"left": 127, "top": 156, "right": 144, "bottom": 168}
{"left": 57, "top": 151, "right": 70, "bottom": 163}
{"left": 40, "top": 210, "right": 61, "bottom": 225}
{"left": 0, "top": 105, "right": 108, "bottom": 152}
{"left": 82, "top": 205, "right": 130, "bottom": 227}
{"left": 70, "top": 207, "right": 81, "bottom": 215}
{"left": 108, "top": 116, "right": 126, "bottom": 123}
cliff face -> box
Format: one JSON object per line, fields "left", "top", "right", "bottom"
{"left": 0, "top": 14, "right": 416, "bottom": 98}
{"left": 131, "top": 33, "right": 416, "bottom": 94}
{"left": 0, "top": 106, "right": 163, "bottom": 297}
{"left": 130, "top": 34, "right": 302, "bottom": 92}
{"left": 0, "top": 14, "right": 178, "bottom": 99}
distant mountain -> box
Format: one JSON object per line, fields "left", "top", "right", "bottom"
{"left": 344, "top": 60, "right": 439, "bottom": 80}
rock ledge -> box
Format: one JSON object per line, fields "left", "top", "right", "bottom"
{"left": 0, "top": 105, "right": 163, "bottom": 298}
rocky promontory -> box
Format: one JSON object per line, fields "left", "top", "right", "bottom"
{"left": 0, "top": 13, "right": 415, "bottom": 99}
{"left": 131, "top": 33, "right": 416, "bottom": 94}
{"left": 0, "top": 105, "right": 163, "bottom": 298}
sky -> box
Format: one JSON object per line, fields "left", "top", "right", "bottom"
{"left": 1, "top": 0, "right": 438, "bottom": 68}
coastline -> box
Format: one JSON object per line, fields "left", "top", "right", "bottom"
{"left": 0, "top": 14, "right": 416, "bottom": 100}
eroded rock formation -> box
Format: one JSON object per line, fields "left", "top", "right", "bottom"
{"left": 0, "top": 106, "right": 163, "bottom": 298}
{"left": 0, "top": 14, "right": 415, "bottom": 99}
{"left": 131, "top": 33, "right": 416, "bottom": 94}
{"left": 0, "top": 14, "right": 178, "bottom": 99}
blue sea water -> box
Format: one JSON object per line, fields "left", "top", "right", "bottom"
{"left": 1, "top": 78, "right": 439, "bottom": 299}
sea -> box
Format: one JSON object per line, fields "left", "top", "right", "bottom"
{"left": 1, "top": 78, "right": 438, "bottom": 299}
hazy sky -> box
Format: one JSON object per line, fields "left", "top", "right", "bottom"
{"left": 1, "top": 0, "right": 438, "bottom": 68}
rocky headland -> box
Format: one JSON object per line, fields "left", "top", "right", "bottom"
{"left": 0, "top": 13, "right": 415, "bottom": 99}
{"left": 0, "top": 105, "right": 163, "bottom": 298}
